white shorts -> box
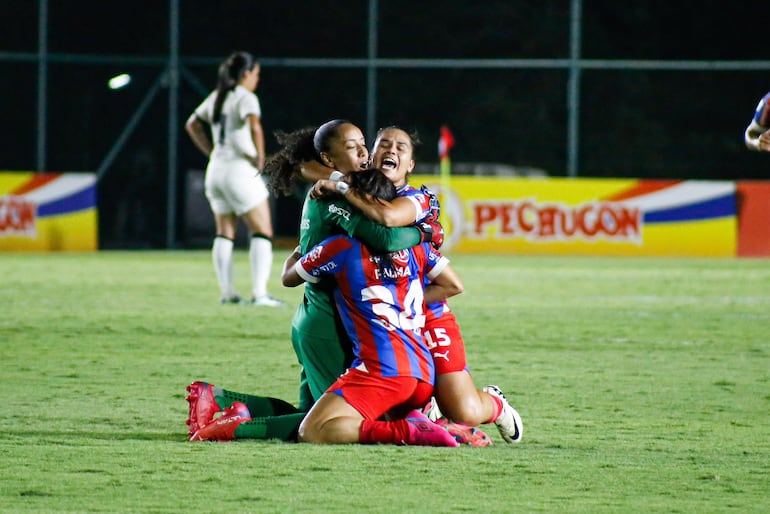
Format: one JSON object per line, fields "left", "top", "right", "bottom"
{"left": 204, "top": 157, "right": 269, "bottom": 216}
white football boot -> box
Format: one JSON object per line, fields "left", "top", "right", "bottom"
{"left": 421, "top": 396, "right": 443, "bottom": 422}
{"left": 483, "top": 385, "right": 523, "bottom": 443}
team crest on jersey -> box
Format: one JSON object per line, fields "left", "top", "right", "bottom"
{"left": 307, "top": 244, "right": 324, "bottom": 263}
{"left": 391, "top": 249, "right": 410, "bottom": 264}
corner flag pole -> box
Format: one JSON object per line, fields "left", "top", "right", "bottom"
{"left": 438, "top": 125, "right": 455, "bottom": 237}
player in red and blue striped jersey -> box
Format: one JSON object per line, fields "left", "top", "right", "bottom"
{"left": 745, "top": 91, "right": 770, "bottom": 152}
{"left": 311, "top": 126, "right": 523, "bottom": 444}
{"left": 295, "top": 235, "right": 441, "bottom": 386}
{"left": 283, "top": 168, "right": 460, "bottom": 446}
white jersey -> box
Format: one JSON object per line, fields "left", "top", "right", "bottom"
{"left": 194, "top": 85, "right": 261, "bottom": 161}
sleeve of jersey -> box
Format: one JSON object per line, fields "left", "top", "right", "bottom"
{"left": 238, "top": 93, "right": 261, "bottom": 120}
{"left": 194, "top": 92, "right": 215, "bottom": 123}
{"left": 327, "top": 199, "right": 422, "bottom": 252}
{"left": 423, "top": 243, "right": 449, "bottom": 281}
{"left": 402, "top": 190, "right": 431, "bottom": 223}
{"left": 753, "top": 92, "right": 770, "bottom": 126}
{"left": 296, "top": 235, "right": 353, "bottom": 283}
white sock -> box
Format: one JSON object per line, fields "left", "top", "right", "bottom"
{"left": 212, "top": 237, "right": 235, "bottom": 297}
{"left": 249, "top": 236, "right": 273, "bottom": 299}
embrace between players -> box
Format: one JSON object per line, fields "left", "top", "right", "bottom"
{"left": 186, "top": 121, "right": 523, "bottom": 447}
{"left": 184, "top": 53, "right": 523, "bottom": 447}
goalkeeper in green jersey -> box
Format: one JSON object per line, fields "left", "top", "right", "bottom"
{"left": 185, "top": 120, "right": 441, "bottom": 441}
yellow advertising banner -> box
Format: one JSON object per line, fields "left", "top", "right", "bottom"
{"left": 415, "top": 176, "right": 736, "bottom": 257}
{"left": 0, "top": 172, "right": 98, "bottom": 251}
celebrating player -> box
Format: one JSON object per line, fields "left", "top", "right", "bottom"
{"left": 284, "top": 168, "right": 458, "bottom": 446}
{"left": 313, "top": 126, "right": 523, "bottom": 444}
{"left": 186, "top": 121, "right": 439, "bottom": 442}
{"left": 191, "top": 169, "right": 457, "bottom": 446}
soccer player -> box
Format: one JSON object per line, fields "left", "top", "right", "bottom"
{"left": 312, "top": 126, "right": 523, "bottom": 444}
{"left": 191, "top": 169, "right": 457, "bottom": 446}
{"left": 185, "top": 51, "right": 283, "bottom": 306}
{"left": 744, "top": 91, "right": 770, "bottom": 152}
{"left": 285, "top": 168, "right": 459, "bottom": 446}
{"left": 186, "top": 121, "right": 441, "bottom": 441}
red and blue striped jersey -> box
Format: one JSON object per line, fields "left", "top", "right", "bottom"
{"left": 752, "top": 92, "right": 770, "bottom": 127}
{"left": 397, "top": 184, "right": 450, "bottom": 323}
{"left": 296, "top": 235, "right": 448, "bottom": 382}
{"left": 396, "top": 184, "right": 434, "bottom": 224}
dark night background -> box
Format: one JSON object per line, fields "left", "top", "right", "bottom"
{"left": 1, "top": 1, "right": 768, "bottom": 248}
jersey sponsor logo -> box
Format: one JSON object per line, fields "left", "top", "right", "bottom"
{"left": 317, "top": 261, "right": 338, "bottom": 274}
{"left": 300, "top": 218, "right": 310, "bottom": 230}
{"left": 328, "top": 204, "right": 351, "bottom": 221}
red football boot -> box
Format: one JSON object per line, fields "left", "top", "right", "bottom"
{"left": 190, "top": 402, "right": 252, "bottom": 442}
{"left": 185, "top": 381, "right": 221, "bottom": 438}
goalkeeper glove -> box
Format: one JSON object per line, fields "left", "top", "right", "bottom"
{"left": 420, "top": 184, "right": 441, "bottom": 220}
{"left": 416, "top": 216, "right": 445, "bottom": 250}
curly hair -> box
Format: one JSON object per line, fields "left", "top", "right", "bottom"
{"left": 262, "top": 119, "right": 353, "bottom": 197}
{"left": 262, "top": 127, "right": 316, "bottom": 196}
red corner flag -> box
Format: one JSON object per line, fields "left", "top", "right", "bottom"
{"left": 438, "top": 125, "right": 454, "bottom": 159}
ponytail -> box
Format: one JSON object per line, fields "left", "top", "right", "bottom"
{"left": 212, "top": 51, "right": 256, "bottom": 123}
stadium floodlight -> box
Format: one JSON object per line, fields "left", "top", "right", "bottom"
{"left": 108, "top": 73, "right": 132, "bottom": 90}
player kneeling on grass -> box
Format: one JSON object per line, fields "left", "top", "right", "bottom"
{"left": 286, "top": 168, "right": 463, "bottom": 446}
{"left": 191, "top": 168, "right": 459, "bottom": 446}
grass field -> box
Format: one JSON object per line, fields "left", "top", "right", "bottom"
{"left": 1, "top": 250, "right": 769, "bottom": 513}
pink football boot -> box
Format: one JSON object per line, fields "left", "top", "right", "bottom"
{"left": 190, "top": 402, "right": 252, "bottom": 442}
{"left": 185, "top": 381, "right": 221, "bottom": 438}
{"left": 403, "top": 410, "right": 459, "bottom": 447}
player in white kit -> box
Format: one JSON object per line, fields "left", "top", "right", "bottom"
{"left": 185, "top": 51, "right": 283, "bottom": 306}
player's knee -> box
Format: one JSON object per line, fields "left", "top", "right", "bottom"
{"left": 297, "top": 419, "right": 315, "bottom": 443}
{"left": 251, "top": 232, "right": 273, "bottom": 241}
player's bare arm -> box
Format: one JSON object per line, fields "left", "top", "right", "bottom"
{"left": 247, "top": 114, "right": 266, "bottom": 170}
{"left": 185, "top": 114, "right": 212, "bottom": 157}
{"left": 281, "top": 245, "right": 304, "bottom": 287}
{"left": 424, "top": 262, "right": 464, "bottom": 305}
{"left": 310, "top": 179, "right": 418, "bottom": 227}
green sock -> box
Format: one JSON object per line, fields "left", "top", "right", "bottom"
{"left": 213, "top": 387, "right": 300, "bottom": 417}
{"left": 234, "top": 413, "right": 306, "bottom": 442}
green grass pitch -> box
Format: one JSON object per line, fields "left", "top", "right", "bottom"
{"left": 1, "top": 250, "right": 769, "bottom": 512}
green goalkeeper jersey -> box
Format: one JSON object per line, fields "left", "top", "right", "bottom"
{"left": 298, "top": 190, "right": 422, "bottom": 316}
{"left": 291, "top": 190, "right": 422, "bottom": 410}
